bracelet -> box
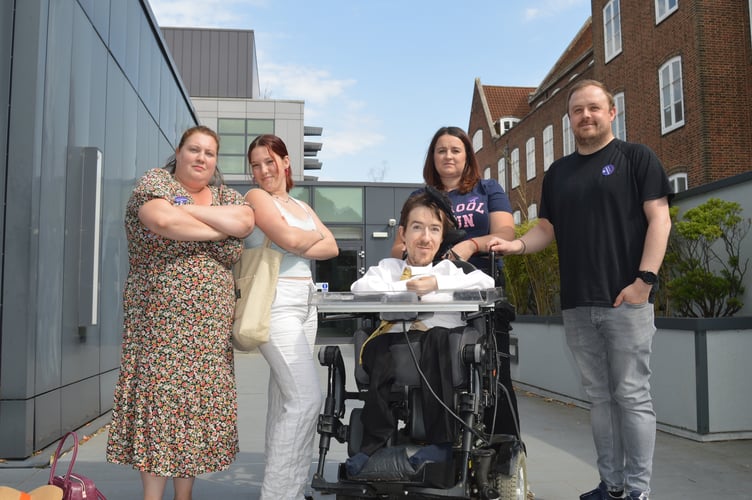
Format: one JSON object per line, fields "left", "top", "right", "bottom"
{"left": 518, "top": 239, "right": 527, "bottom": 255}
{"left": 469, "top": 238, "right": 480, "bottom": 254}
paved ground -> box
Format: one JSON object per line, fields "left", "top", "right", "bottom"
{"left": 1, "top": 344, "right": 750, "bottom": 499}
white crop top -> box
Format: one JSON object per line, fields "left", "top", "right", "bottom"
{"left": 244, "top": 197, "right": 316, "bottom": 278}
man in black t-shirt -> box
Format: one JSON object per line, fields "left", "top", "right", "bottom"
{"left": 488, "top": 80, "right": 672, "bottom": 500}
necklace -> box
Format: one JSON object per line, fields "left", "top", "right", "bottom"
{"left": 272, "top": 194, "right": 291, "bottom": 203}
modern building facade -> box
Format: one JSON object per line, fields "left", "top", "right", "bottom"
{"left": 0, "top": 0, "right": 198, "bottom": 458}
{"left": 161, "top": 27, "right": 323, "bottom": 181}
{"left": 470, "top": 0, "right": 752, "bottom": 223}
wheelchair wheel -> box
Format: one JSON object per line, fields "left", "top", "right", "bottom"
{"left": 495, "top": 451, "right": 528, "bottom": 500}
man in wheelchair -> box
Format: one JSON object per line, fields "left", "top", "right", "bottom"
{"left": 346, "top": 191, "right": 494, "bottom": 476}
{"left": 310, "top": 189, "right": 527, "bottom": 499}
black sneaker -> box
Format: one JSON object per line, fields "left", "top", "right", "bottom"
{"left": 627, "top": 491, "right": 649, "bottom": 500}
{"left": 580, "top": 482, "right": 624, "bottom": 500}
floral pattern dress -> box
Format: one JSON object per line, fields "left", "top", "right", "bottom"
{"left": 106, "top": 168, "right": 244, "bottom": 476}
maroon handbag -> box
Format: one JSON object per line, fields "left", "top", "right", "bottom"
{"left": 49, "top": 431, "right": 107, "bottom": 500}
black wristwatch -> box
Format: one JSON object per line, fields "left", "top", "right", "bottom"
{"left": 637, "top": 270, "right": 658, "bottom": 285}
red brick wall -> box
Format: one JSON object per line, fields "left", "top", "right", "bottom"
{"left": 470, "top": 0, "right": 752, "bottom": 215}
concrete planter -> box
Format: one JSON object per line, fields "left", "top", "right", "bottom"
{"left": 510, "top": 315, "right": 752, "bottom": 441}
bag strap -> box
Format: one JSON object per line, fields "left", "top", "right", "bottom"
{"left": 263, "top": 236, "right": 272, "bottom": 249}
{"left": 48, "top": 431, "right": 78, "bottom": 482}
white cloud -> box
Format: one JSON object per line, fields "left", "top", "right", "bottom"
{"left": 259, "top": 63, "right": 355, "bottom": 105}
{"left": 148, "top": 0, "right": 265, "bottom": 28}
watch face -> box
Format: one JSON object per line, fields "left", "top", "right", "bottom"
{"left": 639, "top": 271, "right": 658, "bottom": 285}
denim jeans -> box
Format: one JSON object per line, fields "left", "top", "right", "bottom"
{"left": 562, "top": 303, "right": 656, "bottom": 494}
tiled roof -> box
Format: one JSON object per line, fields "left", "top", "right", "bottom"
{"left": 535, "top": 18, "right": 593, "bottom": 96}
{"left": 482, "top": 86, "right": 537, "bottom": 121}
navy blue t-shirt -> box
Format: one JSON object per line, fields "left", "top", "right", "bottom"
{"left": 411, "top": 179, "right": 512, "bottom": 271}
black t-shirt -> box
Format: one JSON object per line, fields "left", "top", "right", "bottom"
{"left": 539, "top": 139, "right": 671, "bottom": 309}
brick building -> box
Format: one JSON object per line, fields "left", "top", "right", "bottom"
{"left": 469, "top": 0, "right": 752, "bottom": 223}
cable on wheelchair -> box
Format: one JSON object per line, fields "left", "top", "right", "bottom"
{"left": 398, "top": 320, "right": 491, "bottom": 446}
{"left": 476, "top": 310, "right": 520, "bottom": 441}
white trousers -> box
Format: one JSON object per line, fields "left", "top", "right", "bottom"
{"left": 259, "top": 279, "right": 322, "bottom": 500}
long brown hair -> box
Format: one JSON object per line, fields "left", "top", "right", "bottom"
{"left": 247, "top": 134, "right": 294, "bottom": 192}
{"left": 422, "top": 126, "right": 480, "bottom": 194}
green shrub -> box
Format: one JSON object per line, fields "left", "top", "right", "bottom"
{"left": 662, "top": 198, "right": 750, "bottom": 317}
{"left": 502, "top": 220, "right": 560, "bottom": 315}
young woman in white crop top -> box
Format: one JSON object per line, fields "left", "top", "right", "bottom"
{"left": 245, "top": 134, "right": 338, "bottom": 500}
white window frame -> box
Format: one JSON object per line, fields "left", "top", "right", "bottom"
{"left": 527, "top": 203, "right": 538, "bottom": 221}
{"left": 669, "top": 172, "right": 688, "bottom": 193}
{"left": 499, "top": 117, "right": 520, "bottom": 135}
{"left": 497, "top": 157, "right": 507, "bottom": 192}
{"left": 483, "top": 166, "right": 491, "bottom": 179}
{"left": 513, "top": 210, "right": 522, "bottom": 226}
{"left": 525, "top": 138, "right": 536, "bottom": 180}
{"left": 659, "top": 56, "right": 685, "bottom": 134}
{"left": 612, "top": 92, "right": 626, "bottom": 140}
{"left": 655, "top": 0, "right": 678, "bottom": 24}
{"left": 511, "top": 148, "right": 520, "bottom": 189}
{"left": 543, "top": 125, "right": 554, "bottom": 171}
{"left": 604, "top": 0, "right": 622, "bottom": 62}
{"left": 472, "top": 129, "right": 483, "bottom": 153}
{"left": 562, "top": 114, "right": 575, "bottom": 155}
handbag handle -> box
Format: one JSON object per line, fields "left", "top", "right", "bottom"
{"left": 262, "top": 236, "right": 272, "bottom": 248}
{"left": 48, "top": 431, "right": 78, "bottom": 483}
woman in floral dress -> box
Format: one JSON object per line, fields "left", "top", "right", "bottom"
{"left": 107, "top": 126, "right": 254, "bottom": 500}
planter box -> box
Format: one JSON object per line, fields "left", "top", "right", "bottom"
{"left": 510, "top": 315, "right": 752, "bottom": 441}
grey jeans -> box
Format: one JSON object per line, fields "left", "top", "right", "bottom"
{"left": 562, "top": 303, "right": 656, "bottom": 494}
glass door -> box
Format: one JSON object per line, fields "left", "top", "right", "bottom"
{"left": 313, "top": 241, "right": 365, "bottom": 340}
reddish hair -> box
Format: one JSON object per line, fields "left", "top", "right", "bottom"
{"left": 247, "top": 134, "right": 294, "bottom": 192}
{"left": 422, "top": 126, "right": 480, "bottom": 194}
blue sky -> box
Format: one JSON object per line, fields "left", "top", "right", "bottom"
{"left": 148, "top": 0, "right": 592, "bottom": 183}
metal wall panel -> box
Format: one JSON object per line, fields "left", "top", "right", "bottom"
{"left": 162, "top": 27, "right": 259, "bottom": 99}
{"left": 0, "top": 0, "right": 197, "bottom": 458}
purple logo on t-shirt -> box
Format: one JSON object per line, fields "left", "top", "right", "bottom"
{"left": 601, "top": 164, "right": 615, "bottom": 176}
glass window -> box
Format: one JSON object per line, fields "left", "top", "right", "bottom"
{"left": 513, "top": 210, "right": 522, "bottom": 225}
{"left": 510, "top": 148, "right": 520, "bottom": 189}
{"left": 472, "top": 129, "right": 483, "bottom": 152}
{"left": 604, "top": 0, "right": 622, "bottom": 62}
{"left": 655, "top": 0, "right": 678, "bottom": 24}
{"left": 613, "top": 92, "right": 626, "bottom": 140}
{"left": 483, "top": 166, "right": 491, "bottom": 179}
{"left": 218, "top": 118, "right": 246, "bottom": 134}
{"left": 290, "top": 186, "right": 310, "bottom": 204}
{"left": 543, "top": 125, "right": 554, "bottom": 171}
{"left": 528, "top": 203, "right": 538, "bottom": 221}
{"left": 221, "top": 135, "right": 247, "bottom": 156}
{"left": 526, "top": 138, "right": 536, "bottom": 180}
{"left": 562, "top": 114, "right": 575, "bottom": 155}
{"left": 314, "top": 187, "right": 363, "bottom": 223}
{"left": 669, "top": 172, "right": 688, "bottom": 193}
{"left": 497, "top": 157, "right": 507, "bottom": 192}
{"left": 218, "top": 118, "right": 274, "bottom": 174}
{"left": 659, "top": 57, "right": 685, "bottom": 134}
{"left": 499, "top": 118, "right": 519, "bottom": 136}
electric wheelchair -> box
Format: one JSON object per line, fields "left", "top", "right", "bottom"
{"left": 308, "top": 256, "right": 527, "bottom": 500}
